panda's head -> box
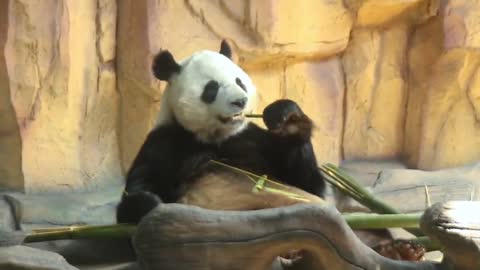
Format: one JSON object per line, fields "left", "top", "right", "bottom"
{"left": 152, "top": 41, "right": 257, "bottom": 143}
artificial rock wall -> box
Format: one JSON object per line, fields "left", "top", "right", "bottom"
{"left": 1, "top": 0, "right": 480, "bottom": 192}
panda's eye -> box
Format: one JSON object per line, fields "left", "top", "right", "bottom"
{"left": 201, "top": 80, "right": 220, "bottom": 104}
{"left": 235, "top": 77, "right": 246, "bottom": 92}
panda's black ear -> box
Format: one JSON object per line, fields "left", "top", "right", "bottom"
{"left": 152, "top": 50, "right": 181, "bottom": 81}
{"left": 219, "top": 40, "right": 232, "bottom": 59}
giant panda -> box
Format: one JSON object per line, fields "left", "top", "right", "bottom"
{"left": 116, "top": 40, "right": 326, "bottom": 224}
{"left": 116, "top": 40, "right": 426, "bottom": 262}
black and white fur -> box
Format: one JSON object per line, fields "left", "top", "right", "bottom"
{"left": 116, "top": 41, "right": 326, "bottom": 224}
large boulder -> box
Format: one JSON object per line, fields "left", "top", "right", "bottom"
{"left": 372, "top": 162, "right": 480, "bottom": 213}
{"left": 0, "top": 245, "right": 78, "bottom": 270}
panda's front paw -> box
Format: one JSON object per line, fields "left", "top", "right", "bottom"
{"left": 116, "top": 191, "right": 162, "bottom": 224}
{"left": 263, "top": 99, "right": 313, "bottom": 139}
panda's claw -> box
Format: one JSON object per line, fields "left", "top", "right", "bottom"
{"left": 270, "top": 112, "right": 313, "bottom": 140}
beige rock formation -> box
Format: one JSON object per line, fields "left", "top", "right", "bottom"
{"left": 441, "top": 0, "right": 480, "bottom": 49}
{"left": 342, "top": 24, "right": 409, "bottom": 160}
{"left": 186, "top": 0, "right": 353, "bottom": 68}
{"left": 406, "top": 6, "right": 480, "bottom": 170}
{"left": 347, "top": 0, "right": 439, "bottom": 27}
{"left": 417, "top": 49, "right": 480, "bottom": 170}
{"left": 0, "top": 0, "right": 23, "bottom": 191}
{"left": 1, "top": 0, "right": 480, "bottom": 192}
{"left": 3, "top": 0, "right": 122, "bottom": 192}
{"left": 404, "top": 17, "right": 444, "bottom": 168}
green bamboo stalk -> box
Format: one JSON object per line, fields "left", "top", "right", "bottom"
{"left": 24, "top": 224, "right": 136, "bottom": 243}
{"left": 15, "top": 215, "right": 439, "bottom": 251}
{"left": 320, "top": 163, "right": 399, "bottom": 214}
{"left": 344, "top": 213, "right": 421, "bottom": 230}
{"left": 319, "top": 163, "right": 424, "bottom": 237}
{"left": 411, "top": 236, "right": 442, "bottom": 252}
{"left": 21, "top": 214, "right": 421, "bottom": 243}
{"left": 245, "top": 114, "right": 263, "bottom": 118}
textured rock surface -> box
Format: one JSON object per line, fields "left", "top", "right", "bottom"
{"left": 372, "top": 162, "right": 480, "bottom": 213}
{"left": 0, "top": 198, "right": 15, "bottom": 231}
{"left": 0, "top": 0, "right": 23, "bottom": 191}
{"left": 347, "top": 0, "right": 438, "bottom": 27}
{"left": 340, "top": 160, "right": 407, "bottom": 187}
{"left": 407, "top": 40, "right": 480, "bottom": 169}
{"left": 342, "top": 24, "right": 409, "bottom": 160}
{"left": 27, "top": 239, "right": 135, "bottom": 268}
{"left": 441, "top": 1, "right": 480, "bottom": 49}
{"left": 0, "top": 245, "right": 78, "bottom": 270}
{"left": 403, "top": 17, "right": 445, "bottom": 169}
{"left": 3, "top": 188, "right": 122, "bottom": 228}
{"left": 404, "top": 2, "right": 480, "bottom": 170}
{"left": 3, "top": 0, "right": 123, "bottom": 192}
{"left": 185, "top": 0, "right": 353, "bottom": 67}
{"left": 416, "top": 50, "right": 480, "bottom": 170}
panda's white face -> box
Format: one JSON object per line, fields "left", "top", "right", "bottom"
{"left": 157, "top": 50, "right": 257, "bottom": 143}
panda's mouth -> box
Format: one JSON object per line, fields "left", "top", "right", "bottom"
{"left": 218, "top": 112, "right": 244, "bottom": 124}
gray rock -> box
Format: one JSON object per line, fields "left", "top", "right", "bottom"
{"left": 372, "top": 162, "right": 480, "bottom": 213}
{"left": 79, "top": 262, "right": 140, "bottom": 270}
{"left": 27, "top": 239, "right": 135, "bottom": 266}
{"left": 0, "top": 197, "right": 15, "bottom": 231}
{"left": 0, "top": 245, "right": 78, "bottom": 270}
{"left": 3, "top": 188, "right": 122, "bottom": 228}
{"left": 421, "top": 201, "right": 480, "bottom": 270}
{"left": 340, "top": 159, "right": 407, "bottom": 187}
{"left": 133, "top": 203, "right": 441, "bottom": 270}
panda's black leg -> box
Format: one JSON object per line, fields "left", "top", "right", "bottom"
{"left": 262, "top": 99, "right": 313, "bottom": 141}
{"left": 116, "top": 191, "right": 162, "bottom": 224}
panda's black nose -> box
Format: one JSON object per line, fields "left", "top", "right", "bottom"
{"left": 231, "top": 98, "right": 247, "bottom": 109}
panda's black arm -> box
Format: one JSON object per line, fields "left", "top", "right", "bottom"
{"left": 265, "top": 134, "right": 326, "bottom": 198}
{"left": 122, "top": 127, "right": 180, "bottom": 199}
{"left": 116, "top": 136, "right": 173, "bottom": 223}
{"left": 117, "top": 125, "right": 203, "bottom": 224}
{"left": 260, "top": 99, "right": 327, "bottom": 197}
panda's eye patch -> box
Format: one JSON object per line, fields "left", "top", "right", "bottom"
{"left": 235, "top": 77, "right": 246, "bottom": 92}
{"left": 201, "top": 80, "right": 220, "bottom": 104}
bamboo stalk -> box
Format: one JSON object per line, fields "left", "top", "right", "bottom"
{"left": 15, "top": 214, "right": 439, "bottom": 252}
{"left": 411, "top": 236, "right": 442, "bottom": 252}
{"left": 344, "top": 213, "right": 421, "bottom": 230}
{"left": 20, "top": 213, "right": 422, "bottom": 243}
{"left": 24, "top": 224, "right": 136, "bottom": 243}
{"left": 319, "top": 163, "right": 424, "bottom": 237}
{"left": 320, "top": 164, "right": 400, "bottom": 214}
{"left": 245, "top": 114, "right": 263, "bottom": 118}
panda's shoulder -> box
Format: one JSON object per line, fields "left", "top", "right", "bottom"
{"left": 144, "top": 123, "right": 192, "bottom": 146}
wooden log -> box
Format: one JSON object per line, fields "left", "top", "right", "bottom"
{"left": 133, "top": 203, "right": 441, "bottom": 270}
{"left": 421, "top": 201, "right": 480, "bottom": 270}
